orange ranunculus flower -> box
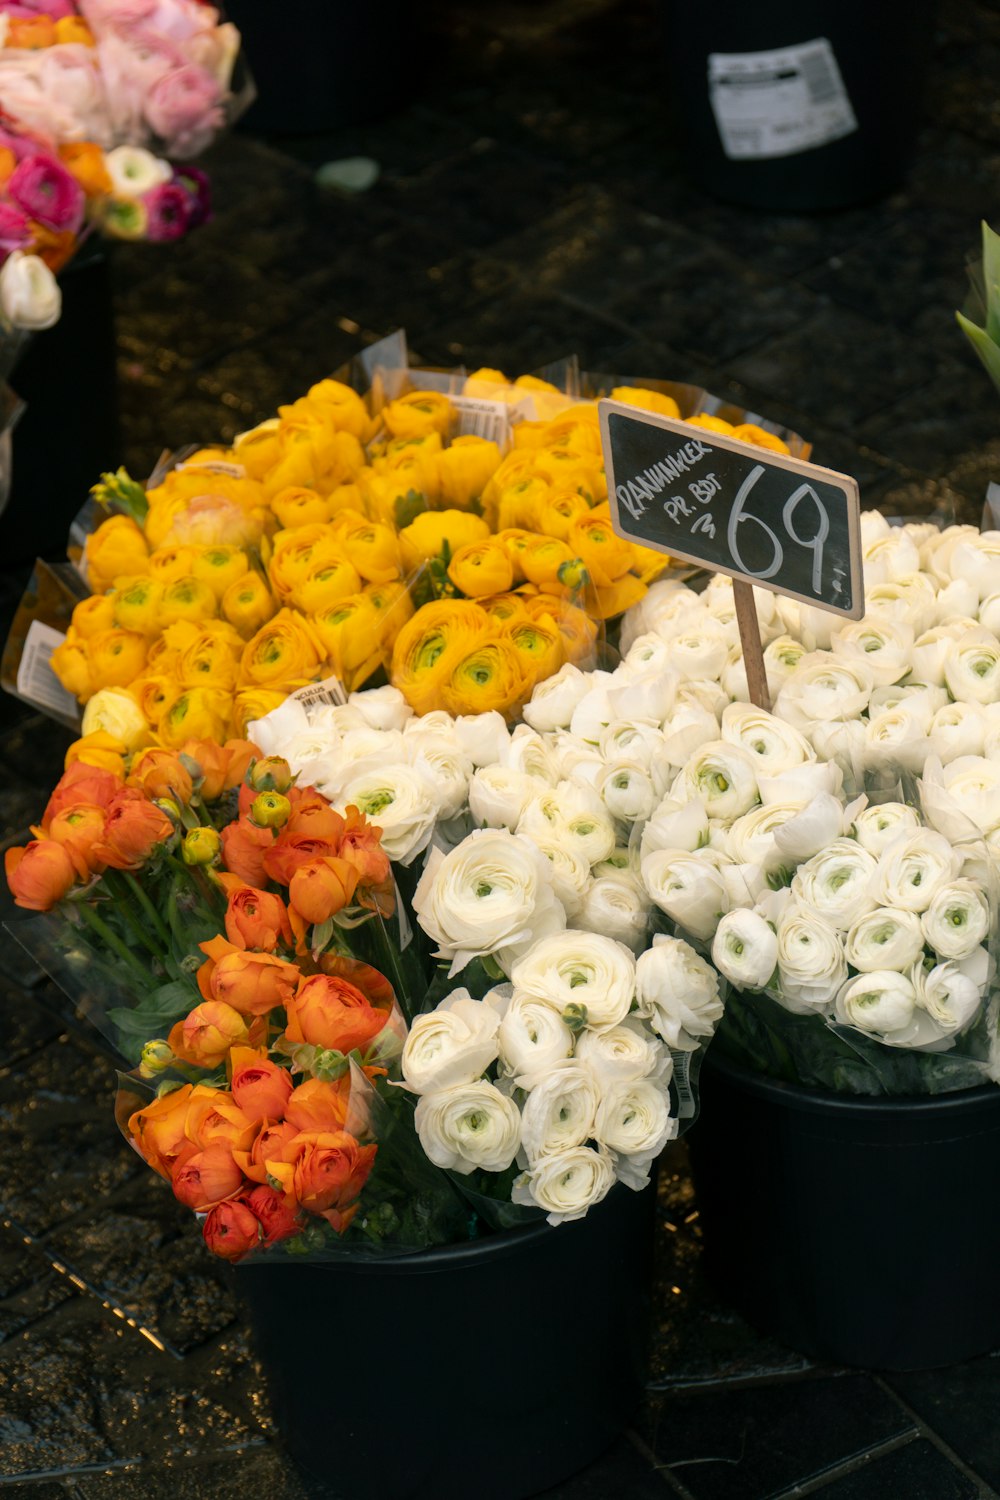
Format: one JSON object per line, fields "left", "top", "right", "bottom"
{"left": 127, "top": 1083, "right": 197, "bottom": 1179}
{"left": 128, "top": 747, "right": 195, "bottom": 806}
{"left": 239, "top": 609, "right": 327, "bottom": 694}
{"left": 55, "top": 15, "right": 95, "bottom": 45}
{"left": 43, "top": 803, "right": 108, "bottom": 877}
{"left": 390, "top": 599, "right": 492, "bottom": 715}
{"left": 179, "top": 738, "right": 230, "bottom": 801}
{"left": 284, "top": 973, "right": 389, "bottom": 1054}
{"left": 197, "top": 935, "right": 301, "bottom": 1016}
{"left": 172, "top": 1143, "right": 245, "bottom": 1211}
{"left": 86, "top": 627, "right": 149, "bottom": 690}
{"left": 440, "top": 637, "right": 533, "bottom": 719}
{"left": 279, "top": 1131, "right": 378, "bottom": 1219}
{"left": 220, "top": 815, "right": 275, "bottom": 887}
{"left": 338, "top": 806, "right": 391, "bottom": 889}
{"left": 70, "top": 592, "right": 117, "bottom": 640}
{"left": 283, "top": 1076, "right": 353, "bottom": 1135}
{"left": 282, "top": 790, "right": 343, "bottom": 841}
{"left": 502, "top": 617, "right": 564, "bottom": 685}
{"left": 261, "top": 831, "right": 338, "bottom": 886}
{"left": 8, "top": 14, "right": 55, "bottom": 46}
{"left": 287, "top": 857, "right": 359, "bottom": 926}
{"left": 158, "top": 687, "right": 233, "bottom": 749}
{"left": 5, "top": 840, "right": 78, "bottom": 910}
{"left": 244, "top": 1183, "right": 303, "bottom": 1246}
{"left": 223, "top": 738, "right": 261, "bottom": 792}
{"left": 183, "top": 1084, "right": 257, "bottom": 1153}
{"left": 248, "top": 755, "right": 294, "bottom": 794}
{"left": 30, "top": 223, "right": 76, "bottom": 273}
{"left": 229, "top": 1047, "right": 295, "bottom": 1123}
{"left": 84, "top": 515, "right": 150, "bottom": 593}
{"left": 221, "top": 570, "right": 275, "bottom": 638}
{"left": 215, "top": 875, "right": 295, "bottom": 952}
{"left": 447, "top": 539, "right": 515, "bottom": 598}
{"left": 63, "top": 731, "right": 127, "bottom": 777}
{"left": 168, "top": 1002, "right": 249, "bottom": 1068}
{"left": 202, "top": 1196, "right": 261, "bottom": 1260}
{"left": 94, "top": 789, "right": 175, "bottom": 871}
{"left": 131, "top": 673, "right": 174, "bottom": 728}
{"left": 42, "top": 761, "right": 122, "bottom": 826}
{"left": 232, "top": 1118, "right": 299, "bottom": 1184}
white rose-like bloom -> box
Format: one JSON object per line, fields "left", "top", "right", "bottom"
{"left": 597, "top": 759, "right": 657, "bottom": 823}
{"left": 519, "top": 1064, "right": 601, "bottom": 1161}
{"left": 414, "top": 1082, "right": 521, "bottom": 1174}
{"left": 452, "top": 710, "right": 510, "bottom": 767}
{"left": 661, "top": 703, "right": 720, "bottom": 767}
{"left": 920, "top": 756, "right": 1000, "bottom": 839}
{"left": 105, "top": 144, "right": 173, "bottom": 197}
{"left": 773, "top": 791, "right": 853, "bottom": 865}
{"left": 912, "top": 950, "right": 988, "bottom": 1035}
{"left": 0, "top": 252, "right": 60, "bottom": 331}
{"left": 831, "top": 618, "right": 914, "bottom": 686}
{"left": 943, "top": 636, "right": 1000, "bottom": 704}
{"left": 712, "top": 909, "right": 778, "bottom": 989}
{"left": 641, "top": 849, "right": 729, "bottom": 941}
{"left": 600, "top": 718, "right": 667, "bottom": 774}
{"left": 515, "top": 787, "right": 562, "bottom": 845}
{"left": 773, "top": 905, "right": 846, "bottom": 1012}
{"left": 678, "top": 678, "right": 730, "bottom": 719}
{"left": 865, "top": 574, "right": 938, "bottom": 636}
{"left": 347, "top": 684, "right": 413, "bottom": 731}
{"left": 605, "top": 669, "right": 679, "bottom": 725}
{"left": 339, "top": 726, "right": 406, "bottom": 764}
{"left": 727, "top": 801, "right": 805, "bottom": 874}
{"left": 844, "top": 906, "right": 926, "bottom": 973}
{"left": 928, "top": 701, "right": 988, "bottom": 763}
{"left": 401, "top": 990, "right": 502, "bottom": 1094}
{"left": 569, "top": 683, "right": 615, "bottom": 742}
{"left": 921, "top": 880, "right": 991, "bottom": 960}
{"left": 910, "top": 622, "right": 977, "bottom": 687}
{"left": 791, "top": 839, "right": 878, "bottom": 929}
{"left": 635, "top": 935, "right": 723, "bottom": 1050}
{"left": 808, "top": 718, "right": 868, "bottom": 771}
{"left": 762, "top": 635, "right": 810, "bottom": 693}
{"left": 244, "top": 693, "right": 311, "bottom": 755}
{"left": 862, "top": 707, "right": 931, "bottom": 774}
{"left": 575, "top": 872, "right": 650, "bottom": 953}
{"left": 504, "top": 724, "right": 560, "bottom": 783}
{"left": 510, "top": 930, "right": 636, "bottom": 1031}
{"left": 550, "top": 779, "right": 618, "bottom": 865}
{"left": 619, "top": 632, "right": 677, "bottom": 680}
{"left": 497, "top": 991, "right": 575, "bottom": 1086}
{"left": 755, "top": 759, "right": 843, "bottom": 807}
{"left": 523, "top": 663, "right": 591, "bottom": 732}
{"left": 469, "top": 764, "right": 538, "bottom": 830}
{"left": 331, "top": 759, "right": 438, "bottom": 864}
{"left": 720, "top": 704, "right": 813, "bottom": 775}
{"left": 512, "top": 1145, "right": 616, "bottom": 1224}
{"left": 575, "top": 1017, "right": 670, "bottom": 1085}
{"left": 640, "top": 797, "right": 709, "bottom": 859}
{"left": 978, "top": 592, "right": 1000, "bottom": 637}
{"left": 594, "top": 1078, "right": 677, "bottom": 1189}
{"left": 773, "top": 654, "right": 873, "bottom": 732}
{"left": 852, "top": 802, "right": 922, "bottom": 856}
{"left": 408, "top": 738, "right": 473, "bottom": 821}
{"left": 531, "top": 837, "right": 591, "bottom": 917}
{"left": 922, "top": 523, "right": 981, "bottom": 584}
{"left": 550, "top": 731, "right": 605, "bottom": 787}
{"left": 618, "top": 579, "right": 701, "bottom": 651}
{"left": 835, "top": 970, "right": 917, "bottom": 1038}
{"left": 876, "top": 829, "right": 963, "bottom": 912}
{"left": 946, "top": 534, "right": 1000, "bottom": 601}
{"left": 665, "top": 624, "right": 731, "bottom": 682}
{"left": 413, "top": 829, "right": 566, "bottom": 977}
{"left": 861, "top": 527, "right": 921, "bottom": 584}
{"left": 676, "top": 739, "right": 759, "bottom": 820}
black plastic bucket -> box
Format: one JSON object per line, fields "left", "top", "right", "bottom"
{"left": 689, "top": 1051, "right": 1000, "bottom": 1369}
{"left": 661, "top": 1, "right": 935, "bottom": 211}
{"left": 235, "top": 1182, "right": 654, "bottom": 1499}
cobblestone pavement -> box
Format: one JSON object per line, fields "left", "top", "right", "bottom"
{"left": 2, "top": 1, "right": 1000, "bottom": 1496}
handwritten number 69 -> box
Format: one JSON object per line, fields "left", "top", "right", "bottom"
{"left": 727, "top": 465, "right": 830, "bottom": 595}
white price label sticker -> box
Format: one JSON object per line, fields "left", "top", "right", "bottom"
{"left": 15, "top": 620, "right": 80, "bottom": 722}
{"left": 449, "top": 395, "right": 516, "bottom": 448}
{"left": 175, "top": 459, "right": 247, "bottom": 479}
{"left": 709, "top": 37, "right": 857, "bottom": 161}
{"left": 291, "top": 674, "right": 349, "bottom": 710}
{"left": 671, "top": 1049, "right": 697, "bottom": 1120}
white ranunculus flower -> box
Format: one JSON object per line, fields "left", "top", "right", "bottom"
{"left": 791, "top": 839, "right": 878, "bottom": 929}
{"left": 762, "top": 634, "right": 810, "bottom": 693}
{"left": 641, "top": 849, "right": 729, "bottom": 941}
{"left": 720, "top": 703, "right": 814, "bottom": 775}
{"left": 401, "top": 990, "right": 502, "bottom": 1094}
{"left": 639, "top": 797, "right": 709, "bottom": 860}
{"left": 756, "top": 759, "right": 843, "bottom": 807}
{"left": 347, "top": 684, "right": 413, "bottom": 731}
{"left": 599, "top": 718, "right": 667, "bottom": 774}
{"left": 661, "top": 702, "right": 720, "bottom": 767}
{"left": 808, "top": 718, "right": 868, "bottom": 771}
{"left": 676, "top": 739, "right": 759, "bottom": 820}
{"left": 830, "top": 617, "right": 914, "bottom": 687}
{"left": 978, "top": 592, "right": 1000, "bottom": 637}
{"left": 339, "top": 726, "right": 406, "bottom": 764}
{"left": 911, "top": 955, "right": 985, "bottom": 1035}
{"left": 597, "top": 759, "right": 657, "bottom": 823}
{"left": 936, "top": 577, "right": 980, "bottom": 621}
{"left": 497, "top": 990, "right": 575, "bottom": 1086}
{"left": 861, "top": 527, "right": 920, "bottom": 584}
{"left": 510, "top": 930, "right": 636, "bottom": 1031}
{"left": 666, "top": 624, "right": 731, "bottom": 682}
{"left": 868, "top": 682, "right": 946, "bottom": 727}
{"left": 512, "top": 1145, "right": 616, "bottom": 1224}
{"left": 414, "top": 1081, "right": 521, "bottom": 1174}
{"left": 568, "top": 682, "right": 618, "bottom": 743}
{"left": 522, "top": 663, "right": 591, "bottom": 733}
{"left": 865, "top": 574, "right": 938, "bottom": 636}
{"left": 574, "top": 1017, "right": 670, "bottom": 1085}
{"left": 504, "top": 724, "right": 560, "bottom": 783}
{"left": 619, "top": 632, "right": 677, "bottom": 680}
{"left": 618, "top": 579, "right": 703, "bottom": 651}
{"left": 928, "top": 701, "right": 988, "bottom": 763}
{"left": 876, "top": 829, "right": 963, "bottom": 912}
{"left": 773, "top": 654, "right": 873, "bottom": 732}
{"left": 946, "top": 534, "right": 1000, "bottom": 601}
{"left": 634, "top": 935, "right": 723, "bottom": 1050}
{"left": 245, "top": 694, "right": 312, "bottom": 756}
{"left": 852, "top": 802, "right": 922, "bottom": 856}
{"left": 606, "top": 669, "right": 679, "bottom": 725}
{"left": 409, "top": 738, "right": 473, "bottom": 821}
{"left": 594, "top": 1077, "right": 677, "bottom": 1189}
{"left": 943, "top": 636, "right": 1000, "bottom": 704}
{"left": 844, "top": 906, "right": 926, "bottom": 972}
{"left": 452, "top": 710, "right": 510, "bottom": 767}
{"left": 105, "top": 144, "right": 173, "bottom": 196}
{"left": 920, "top": 756, "right": 1000, "bottom": 838}
{"left": 712, "top": 909, "right": 778, "bottom": 989}
{"left": 515, "top": 787, "right": 563, "bottom": 846}
{"left": 468, "top": 764, "right": 538, "bottom": 830}
{"left": 678, "top": 678, "right": 729, "bottom": 719}
{"left": 331, "top": 759, "right": 438, "bottom": 864}
{"left": 773, "top": 905, "right": 847, "bottom": 1011}
{"left": 519, "top": 1063, "right": 601, "bottom": 1161}
{"left": 910, "top": 622, "right": 976, "bottom": 686}
{"left": 726, "top": 801, "right": 803, "bottom": 875}
{"left": 550, "top": 732, "right": 604, "bottom": 786}
{"left": 835, "top": 969, "right": 917, "bottom": 1039}
{"left": 862, "top": 707, "right": 931, "bottom": 774}
{"left": 773, "top": 791, "right": 855, "bottom": 865}
{"left": 413, "top": 829, "right": 566, "bottom": 977}
{"left": 921, "top": 880, "right": 991, "bottom": 960}
{"left": 575, "top": 872, "right": 650, "bottom": 953}
{"left": 0, "top": 250, "right": 61, "bottom": 330}
{"left": 551, "top": 779, "right": 618, "bottom": 865}
{"left": 530, "top": 836, "right": 591, "bottom": 917}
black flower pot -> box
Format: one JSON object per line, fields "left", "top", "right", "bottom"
{"left": 689, "top": 1050, "right": 1000, "bottom": 1369}
{"left": 236, "top": 1182, "right": 654, "bottom": 1499}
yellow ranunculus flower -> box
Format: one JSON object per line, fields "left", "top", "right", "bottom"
{"left": 535, "top": 487, "right": 592, "bottom": 541}
{"left": 629, "top": 539, "right": 671, "bottom": 583}
{"left": 477, "top": 592, "right": 530, "bottom": 625}
{"left": 447, "top": 540, "right": 514, "bottom": 599}
{"left": 568, "top": 515, "right": 636, "bottom": 587}
{"left": 530, "top": 446, "right": 604, "bottom": 502}
{"left": 328, "top": 481, "right": 368, "bottom": 520}
{"left": 81, "top": 687, "right": 151, "bottom": 750}
{"left": 268, "top": 524, "right": 345, "bottom": 602}
{"left": 610, "top": 386, "right": 681, "bottom": 420}
{"left": 50, "top": 640, "right": 94, "bottom": 701}
{"left": 86, "top": 628, "right": 149, "bottom": 690}
{"left": 382, "top": 390, "right": 454, "bottom": 442}
{"left": 147, "top": 544, "right": 202, "bottom": 583}
{"left": 113, "top": 577, "right": 164, "bottom": 635}
{"left": 502, "top": 618, "right": 564, "bottom": 684}
{"left": 239, "top": 609, "right": 327, "bottom": 693}
{"left": 338, "top": 518, "right": 402, "bottom": 585}
{"left": 549, "top": 601, "right": 599, "bottom": 665}
{"left": 310, "top": 594, "right": 384, "bottom": 691}
{"left": 398, "top": 510, "right": 491, "bottom": 571}
{"left": 258, "top": 430, "right": 323, "bottom": 499}
{"left": 157, "top": 575, "right": 218, "bottom": 627}
{"left": 520, "top": 536, "right": 578, "bottom": 591}
{"left": 270, "top": 486, "right": 334, "bottom": 529}
{"left": 495, "top": 528, "right": 539, "bottom": 583}
{"left": 463, "top": 367, "right": 510, "bottom": 398}
{"left": 233, "top": 688, "right": 288, "bottom": 737}
{"left": 495, "top": 476, "right": 552, "bottom": 533}
{"left": 84, "top": 515, "right": 150, "bottom": 592}
{"left": 315, "top": 430, "right": 367, "bottom": 491}
{"left": 289, "top": 555, "right": 363, "bottom": 614}
{"left": 158, "top": 686, "right": 233, "bottom": 749}
{"left": 391, "top": 600, "right": 493, "bottom": 715}
{"left": 300, "top": 379, "right": 375, "bottom": 443}
{"left": 380, "top": 433, "right": 444, "bottom": 497}
{"left": 233, "top": 418, "right": 283, "bottom": 479}
{"left": 685, "top": 414, "right": 734, "bottom": 436}
{"left": 440, "top": 638, "right": 533, "bottom": 719}
{"left": 537, "top": 407, "right": 602, "bottom": 449}
{"left": 731, "top": 423, "right": 790, "bottom": 455}
{"left": 64, "top": 731, "right": 127, "bottom": 775}
{"left": 436, "top": 435, "right": 502, "bottom": 510}
{"left": 132, "top": 673, "right": 176, "bottom": 727}
{"left": 480, "top": 450, "right": 539, "bottom": 518}
{"left": 176, "top": 623, "right": 244, "bottom": 692}
{"left": 588, "top": 575, "right": 648, "bottom": 621}
{"left": 365, "top": 579, "right": 415, "bottom": 650}
{"left": 191, "top": 546, "right": 250, "bottom": 600}
{"left": 146, "top": 620, "right": 201, "bottom": 672}
{"left": 70, "top": 592, "right": 117, "bottom": 640}
{"left": 221, "top": 571, "right": 276, "bottom": 638}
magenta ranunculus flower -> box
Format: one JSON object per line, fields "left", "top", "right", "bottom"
{"left": 7, "top": 155, "right": 85, "bottom": 234}
{"left": 143, "top": 180, "right": 192, "bottom": 242}
{"left": 174, "top": 164, "right": 211, "bottom": 228}
{"left": 0, "top": 202, "right": 32, "bottom": 253}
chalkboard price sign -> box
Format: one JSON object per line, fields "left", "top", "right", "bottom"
{"left": 598, "top": 401, "right": 863, "bottom": 619}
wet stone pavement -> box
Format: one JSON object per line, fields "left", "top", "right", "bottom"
{"left": 2, "top": 0, "right": 1000, "bottom": 1495}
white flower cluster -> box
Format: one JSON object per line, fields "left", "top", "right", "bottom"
{"left": 398, "top": 930, "right": 718, "bottom": 1223}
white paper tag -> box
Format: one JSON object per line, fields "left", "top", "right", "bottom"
{"left": 449, "top": 395, "right": 515, "bottom": 448}
{"left": 709, "top": 37, "right": 858, "bottom": 161}
{"left": 175, "top": 458, "right": 247, "bottom": 479}
{"left": 291, "top": 673, "right": 348, "bottom": 710}
{"left": 670, "top": 1049, "right": 696, "bottom": 1119}
{"left": 15, "top": 621, "right": 80, "bottom": 721}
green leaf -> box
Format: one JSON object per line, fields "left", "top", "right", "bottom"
{"left": 394, "top": 488, "right": 427, "bottom": 530}
{"left": 90, "top": 467, "right": 148, "bottom": 524}
{"left": 956, "top": 309, "right": 1000, "bottom": 397}
{"left": 981, "top": 221, "right": 1000, "bottom": 344}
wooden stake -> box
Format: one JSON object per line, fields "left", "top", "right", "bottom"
{"left": 733, "top": 579, "right": 770, "bottom": 712}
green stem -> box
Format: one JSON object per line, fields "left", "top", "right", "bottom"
{"left": 102, "top": 872, "right": 166, "bottom": 961}
{"left": 73, "top": 900, "right": 153, "bottom": 986}
{"left": 121, "top": 871, "right": 172, "bottom": 948}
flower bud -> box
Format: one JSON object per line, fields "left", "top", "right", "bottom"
{"left": 249, "top": 756, "right": 293, "bottom": 794}
{"left": 155, "top": 797, "right": 182, "bottom": 823}
{"left": 182, "top": 826, "right": 222, "bottom": 867}
{"left": 139, "top": 1039, "right": 175, "bottom": 1077}
{"left": 562, "top": 1001, "right": 589, "bottom": 1032}
{"left": 250, "top": 791, "right": 291, "bottom": 829}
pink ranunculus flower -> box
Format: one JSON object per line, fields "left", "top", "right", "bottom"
{"left": 143, "top": 178, "right": 191, "bottom": 241}
{"left": 0, "top": 0, "right": 76, "bottom": 16}
{"left": 0, "top": 201, "right": 32, "bottom": 253}
{"left": 144, "top": 62, "right": 222, "bottom": 156}
{"left": 7, "top": 154, "right": 84, "bottom": 233}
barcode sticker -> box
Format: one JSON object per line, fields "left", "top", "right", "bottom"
{"left": 291, "top": 674, "right": 348, "bottom": 710}
{"left": 15, "top": 621, "right": 81, "bottom": 722}
{"left": 709, "top": 37, "right": 857, "bottom": 161}
{"left": 671, "top": 1049, "right": 696, "bottom": 1119}
{"left": 450, "top": 395, "right": 516, "bottom": 448}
